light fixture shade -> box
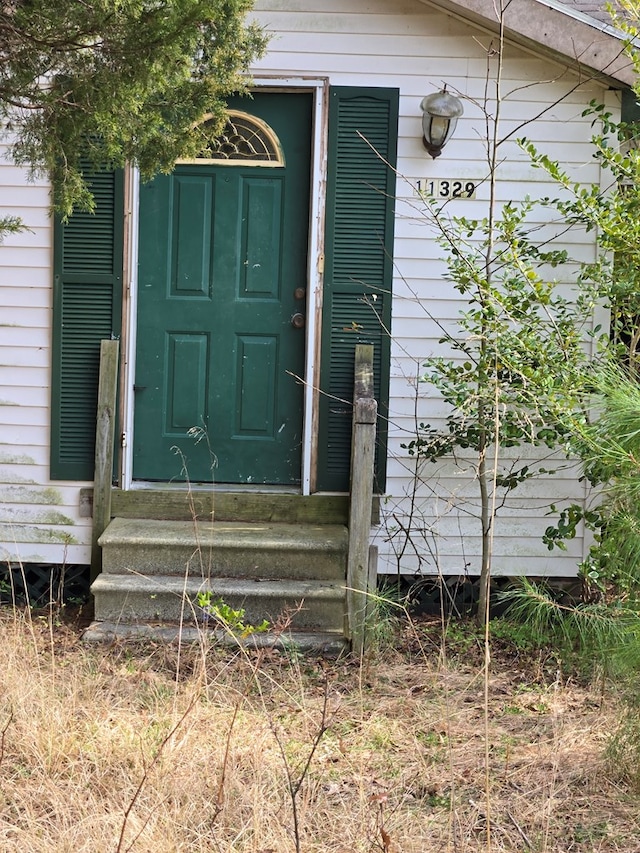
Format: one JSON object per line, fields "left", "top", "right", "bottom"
{"left": 420, "top": 89, "right": 464, "bottom": 158}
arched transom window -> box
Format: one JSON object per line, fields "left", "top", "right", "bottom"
{"left": 179, "top": 111, "right": 285, "bottom": 166}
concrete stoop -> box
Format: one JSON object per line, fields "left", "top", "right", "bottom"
{"left": 82, "top": 621, "right": 348, "bottom": 656}
{"left": 87, "top": 517, "right": 349, "bottom": 649}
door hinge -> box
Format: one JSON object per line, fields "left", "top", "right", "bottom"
{"left": 121, "top": 432, "right": 127, "bottom": 448}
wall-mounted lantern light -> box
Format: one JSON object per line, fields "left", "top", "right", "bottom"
{"left": 420, "top": 88, "right": 464, "bottom": 158}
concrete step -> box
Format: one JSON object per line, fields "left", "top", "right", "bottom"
{"left": 83, "top": 621, "right": 347, "bottom": 655}
{"left": 91, "top": 573, "right": 346, "bottom": 633}
{"left": 99, "top": 518, "right": 348, "bottom": 581}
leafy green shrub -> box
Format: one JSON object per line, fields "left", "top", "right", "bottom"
{"left": 196, "top": 591, "right": 270, "bottom": 638}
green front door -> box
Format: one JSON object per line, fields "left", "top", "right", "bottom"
{"left": 133, "top": 93, "right": 312, "bottom": 484}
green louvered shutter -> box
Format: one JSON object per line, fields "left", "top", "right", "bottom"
{"left": 317, "top": 87, "right": 398, "bottom": 492}
{"left": 51, "top": 167, "right": 124, "bottom": 480}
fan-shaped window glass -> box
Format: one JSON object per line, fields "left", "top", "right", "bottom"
{"left": 180, "top": 111, "right": 285, "bottom": 167}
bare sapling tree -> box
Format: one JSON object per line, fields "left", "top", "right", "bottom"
{"left": 403, "top": 8, "right": 608, "bottom": 622}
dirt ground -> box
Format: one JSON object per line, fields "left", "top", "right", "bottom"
{"left": 0, "top": 608, "right": 637, "bottom": 852}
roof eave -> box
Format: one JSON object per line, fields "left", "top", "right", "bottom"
{"left": 419, "top": 0, "right": 636, "bottom": 86}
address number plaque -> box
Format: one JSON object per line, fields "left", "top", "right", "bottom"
{"left": 415, "top": 179, "right": 477, "bottom": 199}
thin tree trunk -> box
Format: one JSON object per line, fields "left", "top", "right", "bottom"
{"left": 476, "top": 391, "right": 491, "bottom": 624}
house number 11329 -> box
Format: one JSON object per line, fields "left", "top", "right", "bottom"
{"left": 415, "top": 179, "right": 477, "bottom": 199}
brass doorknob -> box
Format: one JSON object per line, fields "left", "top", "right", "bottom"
{"left": 291, "top": 313, "right": 305, "bottom": 329}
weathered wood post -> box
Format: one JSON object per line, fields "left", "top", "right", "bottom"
{"left": 347, "top": 344, "right": 377, "bottom": 655}
{"left": 90, "top": 339, "right": 119, "bottom": 583}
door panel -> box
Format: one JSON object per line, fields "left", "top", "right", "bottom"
{"left": 240, "top": 178, "right": 282, "bottom": 298}
{"left": 134, "top": 93, "right": 312, "bottom": 484}
{"left": 234, "top": 335, "right": 278, "bottom": 436}
{"left": 166, "top": 333, "right": 209, "bottom": 431}
{"left": 171, "top": 175, "right": 214, "bottom": 298}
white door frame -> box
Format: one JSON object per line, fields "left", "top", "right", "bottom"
{"left": 119, "top": 77, "right": 329, "bottom": 494}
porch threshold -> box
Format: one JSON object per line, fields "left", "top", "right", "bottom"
{"left": 129, "top": 481, "right": 301, "bottom": 494}
{"left": 82, "top": 620, "right": 347, "bottom": 657}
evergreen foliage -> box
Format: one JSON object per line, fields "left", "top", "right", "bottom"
{"left": 0, "top": 0, "right": 266, "bottom": 219}
{"left": 500, "top": 578, "right": 640, "bottom": 672}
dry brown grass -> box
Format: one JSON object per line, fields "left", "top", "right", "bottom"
{"left": 0, "top": 608, "right": 637, "bottom": 853}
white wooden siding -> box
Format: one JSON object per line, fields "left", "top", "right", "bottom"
{"left": 254, "top": 0, "right": 611, "bottom": 578}
{"left": 0, "top": 0, "right": 616, "bottom": 579}
{"left": 0, "top": 141, "right": 91, "bottom": 566}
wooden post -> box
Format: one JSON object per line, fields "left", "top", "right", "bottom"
{"left": 347, "top": 344, "right": 377, "bottom": 656}
{"left": 90, "top": 339, "right": 119, "bottom": 583}
{"left": 366, "top": 545, "right": 379, "bottom": 628}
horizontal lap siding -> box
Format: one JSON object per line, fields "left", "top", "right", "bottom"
{"left": 255, "top": 0, "right": 608, "bottom": 577}
{"left": 0, "top": 0, "right": 612, "bottom": 574}
{"left": 0, "top": 141, "right": 91, "bottom": 565}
